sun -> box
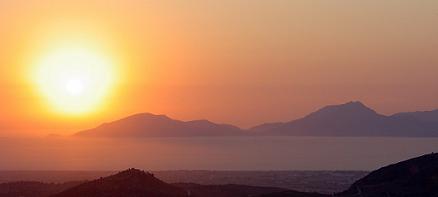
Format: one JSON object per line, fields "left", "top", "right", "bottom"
{"left": 33, "top": 46, "right": 116, "bottom": 115}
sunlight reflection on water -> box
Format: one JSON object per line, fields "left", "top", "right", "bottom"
{"left": 0, "top": 136, "right": 437, "bottom": 170}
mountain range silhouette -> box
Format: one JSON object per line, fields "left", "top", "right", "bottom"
{"left": 74, "top": 101, "right": 438, "bottom": 138}
{"left": 75, "top": 113, "right": 243, "bottom": 137}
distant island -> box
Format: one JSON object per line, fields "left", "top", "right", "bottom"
{"left": 74, "top": 101, "right": 438, "bottom": 138}
{"left": 75, "top": 113, "right": 244, "bottom": 137}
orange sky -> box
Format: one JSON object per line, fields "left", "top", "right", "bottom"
{"left": 1, "top": 0, "right": 438, "bottom": 136}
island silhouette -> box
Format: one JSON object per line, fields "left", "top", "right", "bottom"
{"left": 75, "top": 101, "right": 438, "bottom": 138}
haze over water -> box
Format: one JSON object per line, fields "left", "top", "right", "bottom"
{"left": 1, "top": 136, "right": 437, "bottom": 171}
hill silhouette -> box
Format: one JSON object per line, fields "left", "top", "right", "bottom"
{"left": 393, "top": 109, "right": 438, "bottom": 123}
{"left": 50, "top": 169, "right": 188, "bottom": 197}
{"left": 251, "top": 101, "right": 438, "bottom": 137}
{"left": 338, "top": 153, "right": 438, "bottom": 197}
{"left": 75, "top": 113, "right": 244, "bottom": 137}
{"left": 74, "top": 101, "right": 438, "bottom": 137}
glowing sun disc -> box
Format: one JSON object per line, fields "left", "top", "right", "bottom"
{"left": 34, "top": 47, "right": 115, "bottom": 114}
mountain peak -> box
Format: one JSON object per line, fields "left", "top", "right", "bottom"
{"left": 113, "top": 168, "right": 152, "bottom": 178}
{"left": 311, "top": 101, "right": 378, "bottom": 117}
{"left": 95, "top": 168, "right": 158, "bottom": 183}
{"left": 52, "top": 168, "right": 188, "bottom": 197}
{"left": 250, "top": 101, "right": 391, "bottom": 137}
{"left": 121, "top": 113, "right": 173, "bottom": 121}
{"left": 332, "top": 101, "right": 370, "bottom": 110}
{"left": 343, "top": 101, "right": 366, "bottom": 107}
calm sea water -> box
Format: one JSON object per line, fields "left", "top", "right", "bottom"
{"left": 0, "top": 136, "right": 437, "bottom": 170}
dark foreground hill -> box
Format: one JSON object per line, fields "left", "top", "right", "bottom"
{"left": 1, "top": 153, "right": 438, "bottom": 197}
{"left": 48, "top": 168, "right": 328, "bottom": 197}
{"left": 338, "top": 153, "right": 438, "bottom": 197}
{"left": 0, "top": 169, "right": 331, "bottom": 197}
{"left": 50, "top": 169, "right": 188, "bottom": 197}
{"left": 0, "top": 181, "right": 82, "bottom": 197}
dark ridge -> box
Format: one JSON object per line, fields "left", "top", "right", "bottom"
{"left": 338, "top": 153, "right": 438, "bottom": 197}
{"left": 392, "top": 109, "right": 438, "bottom": 123}
{"left": 251, "top": 101, "right": 438, "bottom": 137}
{"left": 0, "top": 181, "right": 83, "bottom": 197}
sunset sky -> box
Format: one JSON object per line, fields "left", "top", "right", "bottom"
{"left": 1, "top": 0, "right": 438, "bottom": 136}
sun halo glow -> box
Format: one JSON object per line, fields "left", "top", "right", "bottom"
{"left": 33, "top": 46, "right": 116, "bottom": 115}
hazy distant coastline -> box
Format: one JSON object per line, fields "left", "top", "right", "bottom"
{"left": 75, "top": 101, "right": 438, "bottom": 138}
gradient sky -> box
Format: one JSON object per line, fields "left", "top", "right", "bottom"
{"left": 1, "top": 0, "right": 438, "bottom": 136}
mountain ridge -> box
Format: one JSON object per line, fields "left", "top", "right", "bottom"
{"left": 250, "top": 101, "right": 438, "bottom": 137}
{"left": 74, "top": 101, "right": 438, "bottom": 138}
{"left": 75, "top": 113, "right": 244, "bottom": 137}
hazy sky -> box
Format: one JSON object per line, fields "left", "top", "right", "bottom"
{"left": 1, "top": 0, "right": 438, "bottom": 136}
